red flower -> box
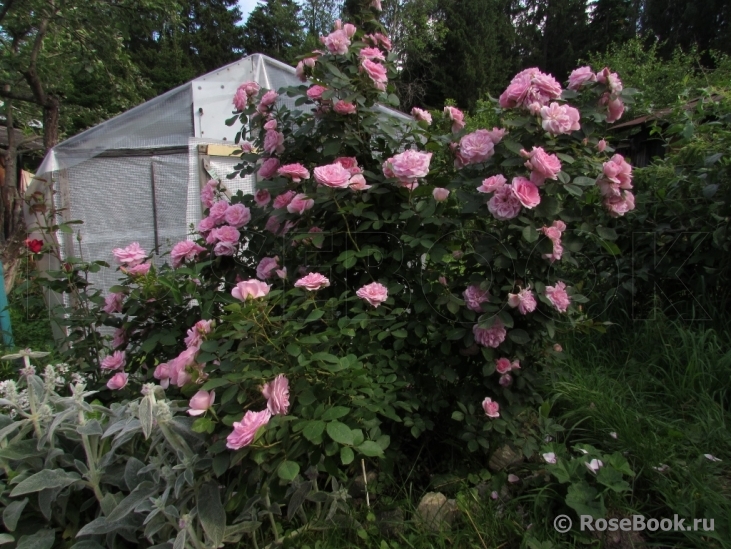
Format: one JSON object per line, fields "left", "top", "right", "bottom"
{"left": 24, "top": 239, "right": 43, "bottom": 254}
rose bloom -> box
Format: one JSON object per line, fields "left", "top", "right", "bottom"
{"left": 233, "top": 81, "right": 260, "bottom": 110}
{"left": 553, "top": 343, "right": 563, "bottom": 352}
{"left": 112, "top": 242, "right": 147, "bottom": 267}
{"left": 263, "top": 119, "right": 277, "bottom": 131}
{"left": 545, "top": 281, "right": 571, "bottom": 312}
{"left": 361, "top": 59, "right": 388, "bottom": 90}
{"left": 334, "top": 100, "right": 357, "bottom": 115}
{"left": 384, "top": 150, "right": 432, "bottom": 184}
{"left": 542, "top": 219, "right": 566, "bottom": 241}
{"left": 455, "top": 130, "right": 496, "bottom": 168}
{"left": 264, "top": 216, "right": 281, "bottom": 234}
{"left": 356, "top": 282, "right": 389, "bottom": 307}
{"left": 254, "top": 189, "right": 272, "bottom": 207}
{"left": 359, "top": 46, "right": 385, "bottom": 61}
{"left": 107, "top": 372, "right": 129, "bottom": 391}
{"left": 208, "top": 200, "right": 229, "bottom": 224}
{"left": 287, "top": 193, "right": 314, "bottom": 214}
{"left": 171, "top": 240, "right": 206, "bottom": 268}
{"left": 226, "top": 409, "right": 272, "bottom": 450}
{"left": 499, "top": 373, "right": 513, "bottom": 387}
{"left": 214, "top": 241, "right": 236, "bottom": 257}
{"left": 499, "top": 67, "right": 562, "bottom": 109}
{"left": 568, "top": 66, "right": 597, "bottom": 90}
{"left": 349, "top": 174, "right": 371, "bottom": 191}
{"left": 477, "top": 174, "right": 507, "bottom": 193}
{"left": 153, "top": 362, "right": 170, "bottom": 389}
{"left": 258, "top": 157, "right": 280, "bottom": 179}
{"left": 197, "top": 216, "right": 216, "bottom": 235}
{"left": 224, "top": 203, "right": 251, "bottom": 228}
{"left": 444, "top": 106, "right": 465, "bottom": 132}
{"left": 473, "top": 320, "right": 507, "bottom": 348}
{"left": 597, "top": 139, "right": 608, "bottom": 152}
{"left": 463, "top": 285, "right": 490, "bottom": 312}
{"left": 482, "top": 397, "right": 500, "bottom": 418}
{"left": 258, "top": 90, "right": 278, "bottom": 112}
{"left": 101, "top": 350, "right": 126, "bottom": 371}
{"left": 103, "top": 292, "right": 124, "bottom": 314}
{"left": 123, "top": 263, "right": 151, "bottom": 276}
{"left": 112, "top": 328, "right": 126, "bottom": 349}
{"left": 277, "top": 163, "right": 310, "bottom": 183}
{"left": 24, "top": 238, "right": 44, "bottom": 253}
{"left": 597, "top": 67, "right": 623, "bottom": 94}
{"left": 334, "top": 157, "right": 361, "bottom": 175}
{"left": 521, "top": 147, "right": 562, "bottom": 185}
{"left": 273, "top": 190, "right": 297, "bottom": 210}
{"left": 232, "top": 279, "right": 271, "bottom": 300}
{"left": 184, "top": 319, "right": 213, "bottom": 348}
{"left": 602, "top": 153, "right": 632, "bottom": 189}
{"left": 307, "top": 85, "right": 328, "bottom": 101}
{"left": 432, "top": 187, "right": 450, "bottom": 202}
{"left": 511, "top": 177, "right": 541, "bottom": 208}
{"left": 264, "top": 130, "right": 285, "bottom": 155}
{"left": 364, "top": 32, "right": 391, "bottom": 51}
{"left": 208, "top": 225, "right": 240, "bottom": 245}
{"left": 411, "top": 107, "right": 432, "bottom": 124}
{"left": 200, "top": 181, "right": 216, "bottom": 208}
{"left": 320, "top": 29, "right": 351, "bottom": 55}
{"left": 188, "top": 390, "right": 215, "bottom": 416}
{"left": 604, "top": 191, "right": 635, "bottom": 217}
{"left": 544, "top": 241, "right": 563, "bottom": 263}
{"left": 495, "top": 357, "right": 514, "bottom": 374}
{"left": 262, "top": 374, "right": 290, "bottom": 415}
{"left": 314, "top": 162, "right": 352, "bottom": 188}
{"left": 507, "top": 287, "right": 537, "bottom": 314}
{"left": 294, "top": 272, "right": 330, "bottom": 291}
{"left": 256, "top": 256, "right": 280, "bottom": 280}
{"left": 487, "top": 185, "right": 522, "bottom": 221}
{"left": 540, "top": 102, "right": 581, "bottom": 135}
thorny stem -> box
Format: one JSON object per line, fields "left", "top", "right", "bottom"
{"left": 332, "top": 195, "right": 360, "bottom": 252}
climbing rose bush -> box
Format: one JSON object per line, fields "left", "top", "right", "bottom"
{"left": 32, "top": 6, "right": 638, "bottom": 545}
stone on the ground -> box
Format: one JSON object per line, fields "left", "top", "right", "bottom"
{"left": 415, "top": 492, "right": 459, "bottom": 531}
{"left": 488, "top": 444, "right": 524, "bottom": 472}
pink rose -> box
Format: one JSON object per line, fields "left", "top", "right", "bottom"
{"left": 542, "top": 219, "right": 566, "bottom": 241}
{"left": 258, "top": 158, "right": 281, "bottom": 179}
{"left": 499, "top": 373, "right": 513, "bottom": 387}
{"left": 545, "top": 281, "right": 571, "bottom": 312}
{"left": 473, "top": 320, "right": 507, "bottom": 348}
{"left": 262, "top": 374, "right": 290, "bottom": 415}
{"left": 522, "top": 147, "right": 561, "bottom": 185}
{"left": 477, "top": 174, "right": 507, "bottom": 193}
{"left": 359, "top": 47, "right": 385, "bottom": 61}
{"left": 233, "top": 81, "right": 260, "bottom": 110}
{"left": 208, "top": 225, "right": 240, "bottom": 244}
{"left": 361, "top": 59, "right": 388, "bottom": 91}
{"left": 103, "top": 292, "right": 124, "bottom": 314}
{"left": 112, "top": 328, "right": 126, "bottom": 349}
{"left": 597, "top": 139, "right": 607, "bottom": 152}
{"left": 264, "top": 216, "right": 281, "bottom": 234}
{"left": 197, "top": 216, "right": 216, "bottom": 235}
{"left": 384, "top": 150, "right": 432, "bottom": 184}
{"left": 320, "top": 29, "right": 351, "bottom": 55}
{"left": 232, "top": 279, "right": 271, "bottom": 300}
{"left": 334, "top": 100, "right": 357, "bottom": 115}
{"left": 226, "top": 409, "right": 272, "bottom": 449}
{"left": 112, "top": 242, "right": 147, "bottom": 267}
{"left": 287, "top": 193, "right": 314, "bottom": 215}
{"left": 553, "top": 343, "right": 563, "bottom": 352}
{"left": 188, "top": 390, "right": 215, "bottom": 416}
{"left": 122, "top": 263, "right": 151, "bottom": 276}
{"left": 486, "top": 127, "right": 506, "bottom": 144}
{"left": 356, "top": 282, "right": 389, "bottom": 307}
{"left": 101, "top": 350, "right": 125, "bottom": 371}
{"left": 307, "top": 85, "right": 328, "bottom": 101}
{"left": 294, "top": 272, "right": 330, "bottom": 291}
{"left": 604, "top": 192, "right": 635, "bottom": 217}
{"left": 200, "top": 180, "right": 216, "bottom": 208}
{"left": 106, "top": 372, "right": 128, "bottom": 391}
{"left": 256, "top": 256, "right": 280, "bottom": 280}
{"left": 364, "top": 32, "right": 391, "bottom": 50}
{"left": 487, "top": 185, "right": 522, "bottom": 220}
{"left": 295, "top": 60, "right": 306, "bottom": 82}
{"left": 596, "top": 67, "right": 623, "bottom": 94}
{"left": 411, "top": 107, "right": 432, "bottom": 124}
{"left": 171, "top": 240, "right": 206, "bottom": 268}
{"left": 568, "top": 66, "right": 596, "bottom": 90}
{"left": 482, "top": 397, "right": 500, "bottom": 418}
{"left": 455, "top": 130, "right": 496, "bottom": 168}
{"left": 214, "top": 241, "right": 236, "bottom": 257}
{"left": 264, "top": 119, "right": 277, "bottom": 131}
{"left": 499, "top": 67, "right": 562, "bottom": 110}
{"left": 348, "top": 174, "right": 371, "bottom": 191}
{"left": 433, "top": 187, "right": 450, "bottom": 202}
{"left": 495, "top": 357, "right": 513, "bottom": 374}
{"left": 599, "top": 154, "right": 632, "bottom": 195}
{"left": 334, "top": 157, "right": 361, "bottom": 175}
{"left": 264, "top": 130, "right": 285, "bottom": 155}
{"left": 507, "top": 287, "right": 537, "bottom": 314}
{"left": 273, "top": 190, "right": 297, "bottom": 210}
{"left": 277, "top": 163, "right": 310, "bottom": 183}
{"left": 224, "top": 203, "right": 251, "bottom": 228}
{"left": 510, "top": 177, "right": 541, "bottom": 208}
{"left": 208, "top": 200, "right": 229, "bottom": 224}
{"left": 154, "top": 362, "right": 170, "bottom": 388}
{"left": 600, "top": 94, "right": 625, "bottom": 123}
{"left": 314, "top": 162, "right": 352, "bottom": 188}
{"left": 444, "top": 106, "right": 465, "bottom": 132}
{"left": 540, "top": 102, "right": 581, "bottom": 135}
{"left": 463, "top": 285, "right": 490, "bottom": 312}
{"left": 184, "top": 319, "right": 213, "bottom": 348}
{"left": 257, "top": 90, "right": 278, "bottom": 114}
{"left": 254, "top": 189, "right": 271, "bottom": 208}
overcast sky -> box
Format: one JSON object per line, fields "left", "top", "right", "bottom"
{"left": 237, "top": 0, "right": 260, "bottom": 23}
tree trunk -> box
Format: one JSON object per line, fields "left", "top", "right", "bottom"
{"left": 43, "top": 94, "right": 60, "bottom": 151}
{"left": 2, "top": 98, "right": 18, "bottom": 243}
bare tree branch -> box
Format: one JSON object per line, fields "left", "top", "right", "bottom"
{"left": 0, "top": 0, "right": 17, "bottom": 26}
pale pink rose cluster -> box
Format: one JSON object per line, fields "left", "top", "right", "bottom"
{"left": 257, "top": 90, "right": 279, "bottom": 117}
{"left": 101, "top": 350, "right": 125, "bottom": 371}
{"left": 170, "top": 240, "right": 206, "bottom": 268}
{"left": 597, "top": 154, "right": 635, "bottom": 217}
{"left": 226, "top": 374, "right": 290, "bottom": 449}
{"left": 507, "top": 287, "right": 537, "bottom": 315}
{"left": 463, "top": 284, "right": 490, "bottom": 312}
{"left": 495, "top": 357, "right": 521, "bottom": 387}
{"left": 482, "top": 175, "right": 540, "bottom": 221}
{"left": 541, "top": 220, "right": 567, "bottom": 263}
{"left": 444, "top": 106, "right": 465, "bottom": 133}
{"left": 454, "top": 128, "right": 505, "bottom": 168}
{"left": 154, "top": 342, "right": 206, "bottom": 390}
{"left": 232, "top": 279, "right": 271, "bottom": 300}
{"left": 264, "top": 128, "right": 285, "bottom": 155}
{"left": 540, "top": 102, "right": 581, "bottom": 135}
{"left": 295, "top": 54, "right": 318, "bottom": 82}
{"left": 258, "top": 158, "right": 280, "bottom": 180}
{"left": 233, "top": 81, "right": 260, "bottom": 111}
{"left": 411, "top": 107, "right": 432, "bottom": 125}
{"left": 112, "top": 242, "right": 147, "bottom": 267}
{"left": 382, "top": 149, "right": 432, "bottom": 190}
{"left": 568, "top": 65, "right": 625, "bottom": 123}
{"left": 361, "top": 58, "right": 388, "bottom": 91}
{"left": 359, "top": 47, "right": 385, "bottom": 61}
{"left": 487, "top": 184, "right": 522, "bottom": 221}
{"left": 200, "top": 179, "right": 218, "bottom": 208}
{"left": 545, "top": 281, "right": 571, "bottom": 313}
{"left": 184, "top": 319, "right": 214, "bottom": 349}
{"left": 103, "top": 292, "right": 124, "bottom": 314}
{"left": 356, "top": 281, "right": 388, "bottom": 307}
{"left": 499, "top": 67, "right": 563, "bottom": 111}
{"left": 364, "top": 32, "right": 391, "bottom": 51}
{"left": 320, "top": 19, "right": 356, "bottom": 55}
{"left": 197, "top": 198, "right": 251, "bottom": 256}
{"left": 521, "top": 146, "right": 562, "bottom": 186}
{"left": 482, "top": 397, "right": 500, "bottom": 418}
{"left": 473, "top": 319, "right": 507, "bottom": 348}
{"left": 294, "top": 272, "right": 330, "bottom": 291}
{"left": 334, "top": 157, "right": 370, "bottom": 191}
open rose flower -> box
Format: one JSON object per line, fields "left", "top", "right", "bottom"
{"left": 287, "top": 193, "right": 314, "bottom": 215}
{"left": 482, "top": 397, "right": 500, "bottom": 418}
{"left": 383, "top": 150, "right": 432, "bottom": 185}
{"left": 487, "top": 184, "right": 522, "bottom": 220}
{"left": 499, "top": 67, "right": 562, "bottom": 110}
{"left": 232, "top": 279, "right": 271, "bottom": 300}
{"left": 254, "top": 189, "right": 272, "bottom": 207}
{"left": 521, "top": 147, "right": 562, "bottom": 185}
{"left": 604, "top": 192, "right": 635, "bottom": 217}
{"left": 226, "top": 409, "right": 272, "bottom": 449}
{"left": 307, "top": 85, "right": 328, "bottom": 101}
{"left": 314, "top": 162, "right": 352, "bottom": 188}
{"left": 361, "top": 59, "right": 388, "bottom": 91}
{"left": 106, "top": 372, "right": 129, "bottom": 391}
{"left": 278, "top": 163, "right": 310, "bottom": 183}
{"left": 349, "top": 174, "right": 371, "bottom": 191}
{"left": 103, "top": 292, "right": 124, "bottom": 314}
{"left": 188, "top": 390, "right": 215, "bottom": 416}
{"left": 454, "top": 129, "right": 496, "bottom": 168}
{"left": 568, "top": 66, "right": 596, "bottom": 90}
{"left": 262, "top": 374, "right": 289, "bottom": 415}
{"left": 334, "top": 100, "right": 357, "bottom": 115}
{"left": 473, "top": 320, "right": 507, "bottom": 348}
{"left": 233, "top": 81, "right": 260, "bottom": 110}
{"left": 258, "top": 158, "right": 280, "bottom": 179}
{"left": 545, "top": 281, "right": 571, "bottom": 312}
{"left": 411, "top": 107, "right": 432, "bottom": 124}
{"left": 444, "top": 106, "right": 465, "bottom": 132}
{"left": 356, "top": 282, "right": 389, "bottom": 307}
{"left": 432, "top": 188, "right": 450, "bottom": 202}
{"left": 463, "top": 285, "right": 490, "bottom": 312}
{"left": 273, "top": 190, "right": 297, "bottom": 210}
{"left": 257, "top": 90, "right": 278, "bottom": 114}
{"left": 510, "top": 177, "right": 541, "bottom": 208}
{"left": 122, "top": 263, "right": 151, "bottom": 276}
{"left": 508, "top": 287, "right": 537, "bottom": 314}
{"left": 477, "top": 175, "right": 507, "bottom": 193}
{"left": 256, "top": 256, "right": 280, "bottom": 280}
{"left": 101, "top": 351, "right": 125, "bottom": 371}
{"left": 224, "top": 204, "right": 251, "bottom": 228}
{"left": 24, "top": 239, "right": 43, "bottom": 253}
{"left": 112, "top": 242, "right": 147, "bottom": 267}
{"left": 264, "top": 130, "right": 285, "bottom": 155}
{"left": 171, "top": 240, "right": 206, "bottom": 268}
{"left": 495, "top": 357, "right": 514, "bottom": 374}
{"left": 294, "top": 272, "right": 330, "bottom": 291}
{"left": 540, "top": 102, "right": 581, "bottom": 135}
{"left": 321, "top": 29, "right": 351, "bottom": 55}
